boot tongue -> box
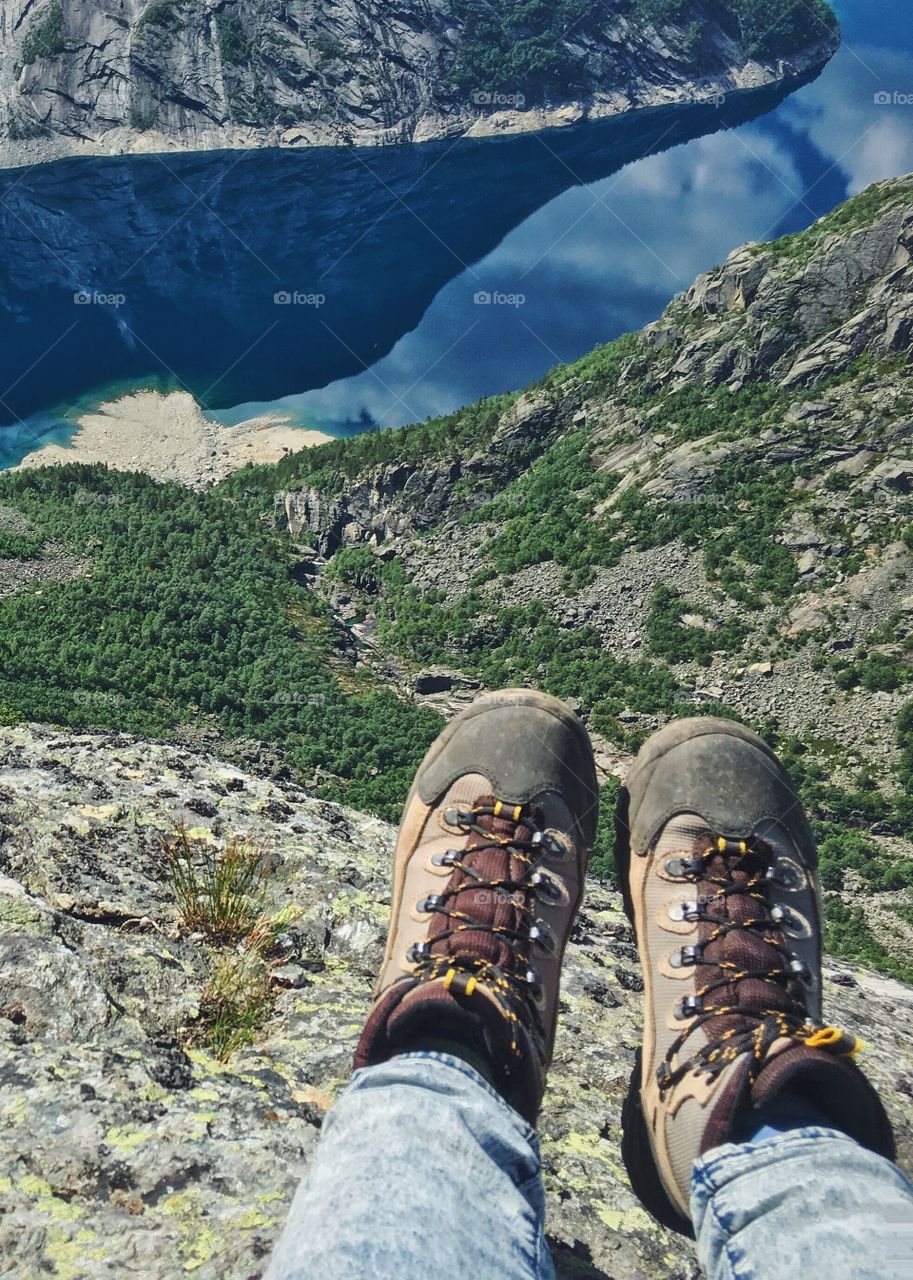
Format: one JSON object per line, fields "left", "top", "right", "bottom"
{"left": 428, "top": 797, "right": 537, "bottom": 974}
{"left": 698, "top": 838, "right": 798, "bottom": 1034}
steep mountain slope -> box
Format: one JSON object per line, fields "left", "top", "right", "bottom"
{"left": 0, "top": 723, "right": 909, "bottom": 1280}
{"left": 228, "top": 172, "right": 913, "bottom": 977}
{"left": 0, "top": 0, "right": 838, "bottom": 166}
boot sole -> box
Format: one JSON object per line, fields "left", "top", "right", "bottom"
{"left": 412, "top": 687, "right": 593, "bottom": 794}
{"left": 615, "top": 716, "right": 779, "bottom": 928}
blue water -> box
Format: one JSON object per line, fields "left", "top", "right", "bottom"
{"left": 0, "top": 0, "right": 911, "bottom": 465}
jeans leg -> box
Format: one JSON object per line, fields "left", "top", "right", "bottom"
{"left": 692, "top": 1126, "right": 913, "bottom": 1280}
{"left": 264, "top": 1051, "right": 555, "bottom": 1280}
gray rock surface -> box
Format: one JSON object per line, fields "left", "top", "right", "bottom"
{"left": 0, "top": 0, "right": 838, "bottom": 167}
{"left": 0, "top": 722, "right": 910, "bottom": 1279}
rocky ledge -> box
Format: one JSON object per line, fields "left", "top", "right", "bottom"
{"left": 0, "top": 723, "right": 909, "bottom": 1279}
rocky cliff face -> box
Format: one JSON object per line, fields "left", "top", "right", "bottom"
{"left": 0, "top": 722, "right": 910, "bottom": 1280}
{"left": 282, "top": 392, "right": 566, "bottom": 555}
{"left": 0, "top": 0, "right": 838, "bottom": 168}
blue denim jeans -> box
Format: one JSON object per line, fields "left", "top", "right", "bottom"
{"left": 265, "top": 1052, "right": 913, "bottom": 1280}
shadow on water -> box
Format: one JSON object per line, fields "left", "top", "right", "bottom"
{"left": 0, "top": 72, "right": 820, "bottom": 435}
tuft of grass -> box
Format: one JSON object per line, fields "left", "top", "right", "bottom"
{"left": 196, "top": 946, "right": 274, "bottom": 1059}
{"left": 194, "top": 905, "right": 306, "bottom": 1059}
{"left": 165, "top": 826, "right": 307, "bottom": 1058}
{"left": 164, "top": 825, "right": 272, "bottom": 945}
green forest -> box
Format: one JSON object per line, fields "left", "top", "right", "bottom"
{"left": 0, "top": 465, "right": 442, "bottom": 821}
{"left": 445, "top": 0, "right": 837, "bottom": 98}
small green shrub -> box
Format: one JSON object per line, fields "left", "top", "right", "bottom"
{"left": 448, "top": 0, "right": 596, "bottom": 98}
{"left": 725, "top": 0, "right": 836, "bottom": 58}
{"left": 20, "top": 0, "right": 64, "bottom": 65}
{"left": 129, "top": 104, "right": 160, "bottom": 132}
{"left": 137, "top": 0, "right": 188, "bottom": 29}
{"left": 216, "top": 13, "right": 252, "bottom": 65}
{"left": 313, "top": 32, "right": 344, "bottom": 59}
{"left": 325, "top": 544, "right": 382, "bottom": 591}
{"left": 164, "top": 827, "right": 272, "bottom": 944}
{"left": 630, "top": 0, "right": 690, "bottom": 25}
{"left": 824, "top": 896, "right": 913, "bottom": 985}
{"left": 645, "top": 586, "right": 746, "bottom": 665}
{"left": 0, "top": 531, "right": 43, "bottom": 559}
{"left": 476, "top": 429, "right": 620, "bottom": 585}
{"left": 196, "top": 945, "right": 273, "bottom": 1059}
{"left": 588, "top": 777, "right": 622, "bottom": 882}
{"left": 832, "top": 648, "right": 912, "bottom": 694}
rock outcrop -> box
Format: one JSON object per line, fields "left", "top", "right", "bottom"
{"left": 281, "top": 391, "right": 565, "bottom": 554}
{"left": 0, "top": 0, "right": 838, "bottom": 167}
{"left": 0, "top": 722, "right": 909, "bottom": 1279}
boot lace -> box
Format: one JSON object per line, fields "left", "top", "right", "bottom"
{"left": 658, "top": 834, "right": 861, "bottom": 1093}
{"left": 409, "top": 801, "right": 566, "bottom": 1055}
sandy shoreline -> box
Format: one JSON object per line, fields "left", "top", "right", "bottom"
{"left": 14, "top": 390, "right": 332, "bottom": 488}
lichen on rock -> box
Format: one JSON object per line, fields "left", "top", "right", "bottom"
{"left": 0, "top": 723, "right": 909, "bottom": 1277}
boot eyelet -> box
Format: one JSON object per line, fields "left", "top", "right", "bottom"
{"left": 669, "top": 945, "right": 701, "bottom": 969}
{"left": 532, "top": 831, "right": 567, "bottom": 860}
{"left": 769, "top": 905, "right": 793, "bottom": 926}
{"left": 767, "top": 859, "right": 801, "bottom": 889}
{"left": 524, "top": 967, "right": 541, "bottom": 992}
{"left": 407, "top": 942, "right": 432, "bottom": 963}
{"left": 442, "top": 807, "right": 471, "bottom": 829}
{"left": 763, "top": 864, "right": 798, "bottom": 888}
{"left": 665, "top": 857, "right": 701, "bottom": 879}
{"left": 668, "top": 901, "right": 701, "bottom": 923}
{"left": 529, "top": 922, "right": 557, "bottom": 954}
{"left": 788, "top": 956, "right": 810, "bottom": 981}
{"left": 674, "top": 994, "right": 703, "bottom": 1020}
{"left": 432, "top": 849, "right": 460, "bottom": 868}
{"left": 417, "top": 895, "right": 443, "bottom": 914}
{"left": 529, "top": 871, "right": 561, "bottom": 901}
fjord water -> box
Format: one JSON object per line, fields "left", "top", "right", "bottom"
{"left": 0, "top": 0, "right": 911, "bottom": 462}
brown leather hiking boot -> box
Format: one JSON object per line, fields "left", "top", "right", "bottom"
{"left": 615, "top": 717, "right": 896, "bottom": 1235}
{"left": 354, "top": 689, "right": 598, "bottom": 1122}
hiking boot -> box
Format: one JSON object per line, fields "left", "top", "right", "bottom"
{"left": 354, "top": 689, "right": 598, "bottom": 1122}
{"left": 615, "top": 717, "right": 896, "bottom": 1235}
